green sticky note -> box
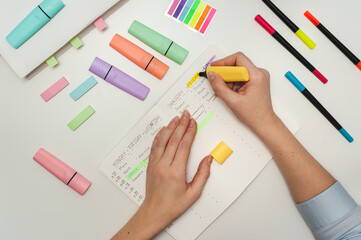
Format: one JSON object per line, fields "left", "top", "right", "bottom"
{"left": 197, "top": 112, "right": 214, "bottom": 133}
{"left": 70, "top": 36, "right": 83, "bottom": 49}
{"left": 189, "top": 2, "right": 206, "bottom": 28}
{"left": 46, "top": 55, "right": 58, "bottom": 68}
{"left": 184, "top": 0, "right": 201, "bottom": 25}
{"left": 67, "top": 105, "right": 95, "bottom": 131}
{"left": 126, "top": 159, "right": 148, "bottom": 180}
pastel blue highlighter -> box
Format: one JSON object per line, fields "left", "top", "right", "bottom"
{"left": 6, "top": 0, "right": 64, "bottom": 49}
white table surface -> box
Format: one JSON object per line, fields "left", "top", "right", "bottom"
{"left": 1, "top": 0, "right": 361, "bottom": 239}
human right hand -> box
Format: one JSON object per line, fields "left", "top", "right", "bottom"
{"left": 208, "top": 52, "right": 277, "bottom": 134}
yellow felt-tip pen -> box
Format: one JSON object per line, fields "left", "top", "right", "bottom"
{"left": 199, "top": 66, "right": 249, "bottom": 82}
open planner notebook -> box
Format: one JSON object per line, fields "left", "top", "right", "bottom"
{"left": 100, "top": 45, "right": 299, "bottom": 240}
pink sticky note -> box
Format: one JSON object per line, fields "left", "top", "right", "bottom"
{"left": 40, "top": 77, "right": 69, "bottom": 102}
{"left": 200, "top": 8, "right": 217, "bottom": 34}
{"left": 93, "top": 17, "right": 107, "bottom": 31}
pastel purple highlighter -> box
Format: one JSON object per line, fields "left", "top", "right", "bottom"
{"left": 89, "top": 57, "right": 150, "bottom": 100}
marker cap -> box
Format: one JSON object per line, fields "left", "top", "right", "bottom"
{"left": 339, "top": 128, "right": 354, "bottom": 143}
{"left": 89, "top": 57, "right": 112, "bottom": 79}
{"left": 304, "top": 11, "right": 320, "bottom": 27}
{"left": 6, "top": 0, "right": 64, "bottom": 48}
{"left": 39, "top": 0, "right": 65, "bottom": 18}
{"left": 89, "top": 57, "right": 150, "bottom": 100}
{"left": 356, "top": 62, "right": 361, "bottom": 71}
{"left": 128, "top": 20, "right": 188, "bottom": 64}
{"left": 166, "top": 42, "right": 189, "bottom": 65}
{"left": 110, "top": 34, "right": 169, "bottom": 79}
{"left": 68, "top": 173, "right": 92, "bottom": 195}
{"left": 33, "top": 148, "right": 91, "bottom": 195}
{"left": 295, "top": 29, "right": 316, "bottom": 49}
{"left": 255, "top": 14, "right": 276, "bottom": 35}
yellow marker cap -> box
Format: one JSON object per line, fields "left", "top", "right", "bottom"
{"left": 210, "top": 141, "right": 233, "bottom": 164}
{"left": 205, "top": 66, "right": 249, "bottom": 82}
{"left": 295, "top": 29, "right": 316, "bottom": 49}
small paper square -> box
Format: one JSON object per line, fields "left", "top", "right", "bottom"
{"left": 93, "top": 17, "right": 107, "bottom": 31}
{"left": 70, "top": 36, "right": 83, "bottom": 49}
{"left": 46, "top": 55, "right": 58, "bottom": 68}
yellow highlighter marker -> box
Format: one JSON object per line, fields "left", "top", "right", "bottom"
{"left": 199, "top": 66, "right": 249, "bottom": 82}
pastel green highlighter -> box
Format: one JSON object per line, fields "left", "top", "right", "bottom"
{"left": 6, "top": 0, "right": 64, "bottom": 49}
{"left": 128, "top": 20, "right": 188, "bottom": 64}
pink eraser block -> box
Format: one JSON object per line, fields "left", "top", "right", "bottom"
{"left": 40, "top": 77, "right": 69, "bottom": 102}
{"left": 94, "top": 17, "right": 107, "bottom": 31}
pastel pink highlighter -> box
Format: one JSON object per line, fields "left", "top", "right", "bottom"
{"left": 33, "top": 148, "right": 91, "bottom": 195}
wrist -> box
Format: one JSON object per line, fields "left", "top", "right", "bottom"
{"left": 113, "top": 204, "right": 167, "bottom": 240}
{"left": 136, "top": 202, "right": 172, "bottom": 235}
{"left": 251, "top": 111, "right": 282, "bottom": 138}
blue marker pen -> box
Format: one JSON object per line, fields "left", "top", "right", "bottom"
{"left": 285, "top": 71, "right": 353, "bottom": 143}
{"left": 6, "top": 0, "right": 64, "bottom": 49}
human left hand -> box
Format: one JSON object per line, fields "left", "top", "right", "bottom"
{"left": 112, "top": 110, "right": 212, "bottom": 240}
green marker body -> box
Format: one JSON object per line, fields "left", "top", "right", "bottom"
{"left": 128, "top": 20, "right": 188, "bottom": 64}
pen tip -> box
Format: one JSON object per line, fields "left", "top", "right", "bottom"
{"left": 199, "top": 71, "right": 207, "bottom": 78}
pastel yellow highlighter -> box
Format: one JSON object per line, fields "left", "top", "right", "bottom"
{"left": 199, "top": 66, "right": 249, "bottom": 82}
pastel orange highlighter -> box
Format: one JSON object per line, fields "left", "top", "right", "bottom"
{"left": 110, "top": 34, "right": 169, "bottom": 80}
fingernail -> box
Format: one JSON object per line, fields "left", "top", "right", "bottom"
{"left": 208, "top": 72, "right": 215, "bottom": 82}
{"left": 171, "top": 116, "right": 179, "bottom": 126}
{"left": 207, "top": 156, "right": 213, "bottom": 165}
{"left": 182, "top": 110, "right": 189, "bottom": 119}
{"left": 189, "top": 118, "right": 196, "bottom": 127}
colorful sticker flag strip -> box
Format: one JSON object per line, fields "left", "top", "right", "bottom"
{"left": 166, "top": 0, "right": 216, "bottom": 35}
{"left": 40, "top": 77, "right": 69, "bottom": 102}
{"left": 67, "top": 105, "right": 95, "bottom": 131}
{"left": 69, "top": 76, "right": 98, "bottom": 101}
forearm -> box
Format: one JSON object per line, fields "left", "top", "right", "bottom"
{"left": 112, "top": 204, "right": 165, "bottom": 240}
{"left": 254, "top": 114, "right": 335, "bottom": 203}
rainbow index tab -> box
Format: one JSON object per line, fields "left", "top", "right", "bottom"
{"left": 189, "top": 2, "right": 206, "bottom": 28}
{"left": 184, "top": 0, "right": 201, "bottom": 24}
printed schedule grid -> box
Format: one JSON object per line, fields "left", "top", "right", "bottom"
{"left": 99, "top": 45, "right": 299, "bottom": 240}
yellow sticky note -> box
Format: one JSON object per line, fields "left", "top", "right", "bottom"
{"left": 46, "top": 55, "right": 58, "bottom": 68}
{"left": 210, "top": 141, "right": 233, "bottom": 164}
{"left": 70, "top": 36, "right": 83, "bottom": 49}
